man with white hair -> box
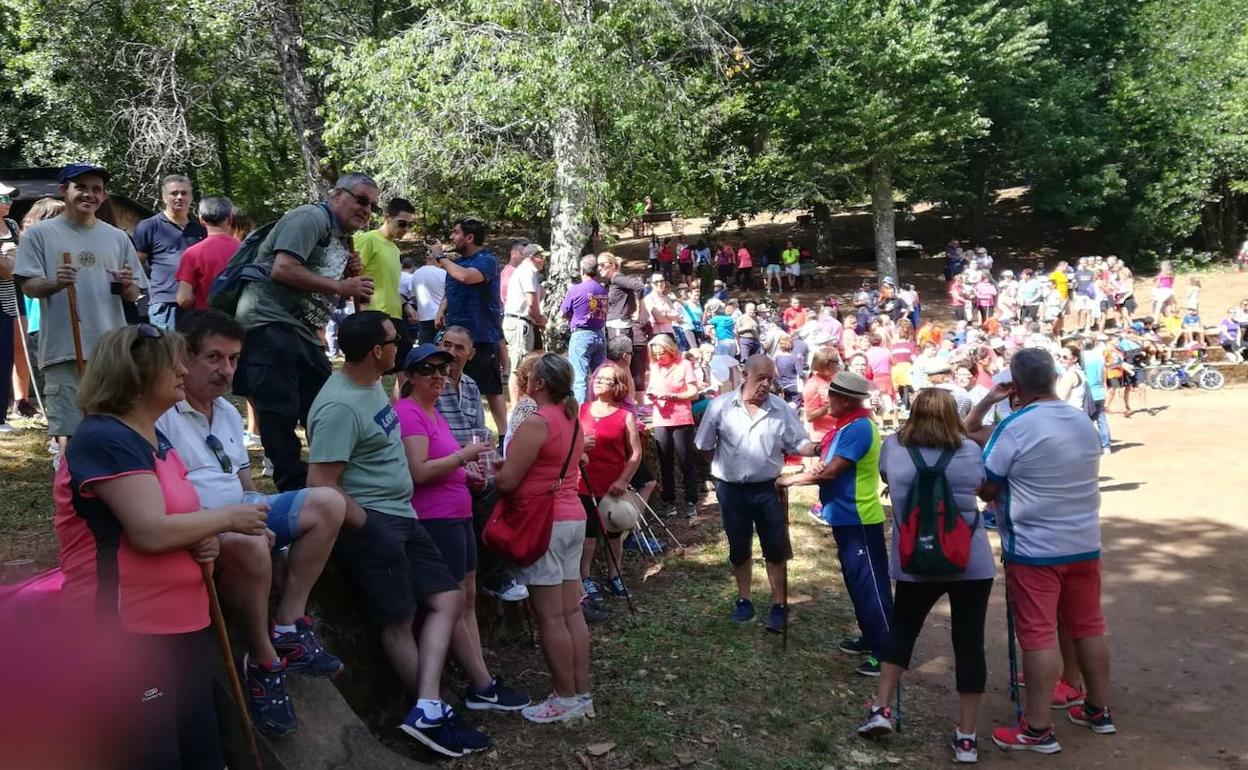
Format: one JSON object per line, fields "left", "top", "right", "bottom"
{"left": 967, "top": 348, "right": 1115, "bottom": 754}
{"left": 233, "top": 172, "right": 380, "bottom": 491}
{"left": 503, "top": 243, "right": 547, "bottom": 403}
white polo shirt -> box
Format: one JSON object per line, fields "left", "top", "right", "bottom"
{"left": 155, "top": 397, "right": 249, "bottom": 509}
{"left": 504, "top": 259, "right": 541, "bottom": 317}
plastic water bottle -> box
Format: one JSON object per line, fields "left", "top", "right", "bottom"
{"left": 241, "top": 491, "right": 267, "bottom": 505}
{"left": 474, "top": 430, "right": 496, "bottom": 483}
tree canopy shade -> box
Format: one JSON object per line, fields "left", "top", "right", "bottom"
{"left": 2, "top": 0, "right": 1247, "bottom": 267}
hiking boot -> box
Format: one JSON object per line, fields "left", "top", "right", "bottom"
{"left": 763, "top": 603, "right": 787, "bottom": 634}
{"left": 483, "top": 578, "right": 529, "bottom": 602}
{"left": 856, "top": 704, "right": 895, "bottom": 737}
{"left": 838, "top": 636, "right": 871, "bottom": 655}
{"left": 606, "top": 576, "right": 631, "bottom": 599}
{"left": 729, "top": 597, "right": 756, "bottom": 624}
{"left": 465, "top": 677, "right": 531, "bottom": 712}
{"left": 991, "top": 718, "right": 1062, "bottom": 754}
{"left": 1051, "top": 679, "right": 1086, "bottom": 709}
{"left": 243, "top": 656, "right": 297, "bottom": 737}
{"left": 399, "top": 703, "right": 492, "bottom": 757}
{"left": 581, "top": 597, "right": 610, "bottom": 624}
{"left": 856, "top": 656, "right": 882, "bottom": 677}
{"left": 951, "top": 730, "right": 979, "bottom": 763}
{"left": 1067, "top": 704, "right": 1117, "bottom": 734}
{"left": 521, "top": 693, "right": 588, "bottom": 724}
{"left": 272, "top": 616, "right": 343, "bottom": 677}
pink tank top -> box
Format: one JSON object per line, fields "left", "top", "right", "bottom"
{"left": 513, "top": 404, "right": 585, "bottom": 522}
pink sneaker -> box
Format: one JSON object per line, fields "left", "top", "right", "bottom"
{"left": 521, "top": 693, "right": 586, "bottom": 724}
{"left": 991, "top": 717, "right": 1062, "bottom": 754}
{"left": 1051, "top": 679, "right": 1086, "bottom": 709}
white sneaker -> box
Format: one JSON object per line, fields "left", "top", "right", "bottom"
{"left": 1102, "top": 447, "right": 1112, "bottom": 456}
{"left": 578, "top": 694, "right": 596, "bottom": 719}
{"left": 521, "top": 693, "right": 586, "bottom": 724}
{"left": 243, "top": 431, "right": 262, "bottom": 449}
{"left": 951, "top": 730, "right": 978, "bottom": 763}
{"left": 262, "top": 457, "right": 274, "bottom": 477}
{"left": 486, "top": 579, "right": 529, "bottom": 602}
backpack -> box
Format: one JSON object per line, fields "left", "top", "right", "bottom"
{"left": 208, "top": 220, "right": 278, "bottom": 315}
{"left": 1072, "top": 367, "right": 1097, "bottom": 419}
{"left": 897, "top": 446, "right": 976, "bottom": 576}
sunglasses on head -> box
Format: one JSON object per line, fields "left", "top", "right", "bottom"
{"left": 130, "top": 323, "right": 162, "bottom": 350}
{"left": 410, "top": 361, "right": 450, "bottom": 376}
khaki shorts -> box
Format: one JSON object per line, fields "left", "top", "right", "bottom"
{"left": 518, "top": 520, "right": 586, "bottom": 587}
{"left": 502, "top": 315, "right": 537, "bottom": 374}
{"left": 43, "top": 361, "right": 83, "bottom": 437}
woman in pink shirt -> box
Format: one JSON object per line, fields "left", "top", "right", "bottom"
{"left": 645, "top": 334, "right": 701, "bottom": 517}
{"left": 495, "top": 354, "right": 592, "bottom": 723}
{"left": 735, "top": 243, "right": 754, "bottom": 290}
{"left": 974, "top": 275, "right": 997, "bottom": 323}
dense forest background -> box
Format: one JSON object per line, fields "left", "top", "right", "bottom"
{"left": 2, "top": 0, "right": 1246, "bottom": 278}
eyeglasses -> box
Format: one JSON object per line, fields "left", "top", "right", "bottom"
{"left": 410, "top": 361, "right": 450, "bottom": 376}
{"left": 204, "top": 434, "right": 233, "bottom": 474}
{"left": 378, "top": 336, "right": 399, "bottom": 348}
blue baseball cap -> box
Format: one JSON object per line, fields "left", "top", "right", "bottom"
{"left": 58, "top": 163, "right": 111, "bottom": 184}
{"left": 403, "top": 343, "right": 452, "bottom": 371}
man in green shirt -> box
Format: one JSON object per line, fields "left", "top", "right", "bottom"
{"left": 781, "top": 239, "right": 801, "bottom": 293}
{"left": 356, "top": 198, "right": 417, "bottom": 396}
{"left": 233, "top": 172, "right": 379, "bottom": 491}
{"left": 306, "top": 310, "right": 493, "bottom": 758}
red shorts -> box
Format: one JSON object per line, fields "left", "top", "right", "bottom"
{"left": 1005, "top": 559, "right": 1106, "bottom": 652}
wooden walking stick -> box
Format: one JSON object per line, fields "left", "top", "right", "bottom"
{"left": 61, "top": 253, "right": 85, "bottom": 376}
{"left": 201, "top": 562, "right": 263, "bottom": 770}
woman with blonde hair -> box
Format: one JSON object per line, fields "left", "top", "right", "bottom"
{"left": 855, "top": 389, "right": 994, "bottom": 764}
{"left": 645, "top": 333, "right": 700, "bottom": 517}
{"left": 495, "top": 354, "right": 592, "bottom": 723}
{"left": 54, "top": 324, "right": 270, "bottom": 767}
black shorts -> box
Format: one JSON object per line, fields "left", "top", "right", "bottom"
{"left": 333, "top": 510, "right": 461, "bottom": 625}
{"left": 1107, "top": 376, "right": 1124, "bottom": 389}
{"left": 126, "top": 629, "right": 223, "bottom": 770}
{"left": 581, "top": 494, "right": 624, "bottom": 539}
{"left": 420, "top": 517, "right": 478, "bottom": 583}
{"left": 716, "top": 479, "right": 792, "bottom": 565}
{"left": 464, "top": 342, "right": 504, "bottom": 396}
{"left": 679, "top": 261, "right": 693, "bottom": 277}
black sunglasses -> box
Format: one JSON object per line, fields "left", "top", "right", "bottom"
{"left": 204, "top": 434, "right": 233, "bottom": 474}
{"left": 338, "top": 189, "right": 381, "bottom": 214}
{"left": 410, "top": 361, "right": 450, "bottom": 376}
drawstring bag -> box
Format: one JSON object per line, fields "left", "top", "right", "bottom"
{"left": 897, "top": 446, "right": 976, "bottom": 575}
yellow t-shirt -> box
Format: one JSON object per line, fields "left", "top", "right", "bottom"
{"left": 354, "top": 229, "right": 402, "bottom": 318}
{"left": 1049, "top": 270, "right": 1068, "bottom": 300}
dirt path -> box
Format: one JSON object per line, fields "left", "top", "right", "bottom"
{"left": 898, "top": 386, "right": 1248, "bottom": 769}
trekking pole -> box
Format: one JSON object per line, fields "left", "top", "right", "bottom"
{"left": 579, "top": 464, "right": 639, "bottom": 621}
{"left": 635, "top": 494, "right": 686, "bottom": 550}
{"left": 201, "top": 562, "right": 263, "bottom": 770}
{"left": 1005, "top": 584, "right": 1023, "bottom": 723}
{"left": 779, "top": 484, "right": 790, "bottom": 653}
{"left": 62, "top": 253, "right": 85, "bottom": 376}
{"left": 14, "top": 317, "right": 47, "bottom": 418}
{"left": 895, "top": 682, "right": 903, "bottom": 733}
{"left": 632, "top": 504, "right": 664, "bottom": 559}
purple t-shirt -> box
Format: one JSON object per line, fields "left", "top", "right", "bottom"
{"left": 560, "top": 277, "right": 608, "bottom": 331}
{"left": 394, "top": 399, "right": 471, "bottom": 520}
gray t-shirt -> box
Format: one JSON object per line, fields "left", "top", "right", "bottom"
{"left": 235, "top": 204, "right": 349, "bottom": 344}
{"left": 307, "top": 372, "right": 413, "bottom": 519}
{"left": 14, "top": 215, "right": 147, "bottom": 369}
{"left": 880, "top": 436, "right": 995, "bottom": 582}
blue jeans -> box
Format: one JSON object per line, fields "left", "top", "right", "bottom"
{"left": 148, "top": 301, "right": 178, "bottom": 331}
{"left": 568, "top": 328, "right": 605, "bottom": 404}
{"left": 1092, "top": 399, "right": 1111, "bottom": 448}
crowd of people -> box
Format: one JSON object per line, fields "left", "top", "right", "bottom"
{"left": 5, "top": 163, "right": 1243, "bottom": 767}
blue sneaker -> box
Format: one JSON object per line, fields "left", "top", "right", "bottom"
{"left": 399, "top": 703, "right": 492, "bottom": 758}
{"left": 729, "top": 597, "right": 755, "bottom": 624}
{"left": 607, "top": 576, "right": 631, "bottom": 599}
{"left": 982, "top": 510, "right": 997, "bottom": 530}
{"left": 624, "top": 533, "right": 664, "bottom": 553}
{"left": 763, "top": 603, "right": 788, "bottom": 633}
{"left": 465, "top": 677, "right": 532, "bottom": 712}
{"left": 272, "top": 616, "right": 343, "bottom": 677}
{"left": 243, "top": 656, "right": 297, "bottom": 736}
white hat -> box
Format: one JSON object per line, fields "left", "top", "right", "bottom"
{"left": 599, "top": 493, "right": 641, "bottom": 534}
{"left": 0, "top": 181, "right": 17, "bottom": 196}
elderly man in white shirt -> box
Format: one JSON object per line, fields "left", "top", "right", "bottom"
{"left": 695, "top": 354, "right": 820, "bottom": 633}
{"left": 156, "top": 309, "right": 348, "bottom": 736}
{"left": 503, "top": 244, "right": 547, "bottom": 403}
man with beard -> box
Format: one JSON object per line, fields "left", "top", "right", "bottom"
{"left": 232, "top": 172, "right": 379, "bottom": 491}
{"left": 133, "top": 174, "right": 206, "bottom": 330}
{"left": 15, "top": 163, "right": 147, "bottom": 444}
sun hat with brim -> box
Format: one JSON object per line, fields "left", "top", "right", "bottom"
{"left": 58, "top": 163, "right": 111, "bottom": 184}
{"left": 403, "top": 343, "right": 453, "bottom": 371}
{"left": 0, "top": 182, "right": 19, "bottom": 197}
{"left": 827, "top": 371, "right": 870, "bottom": 400}
{"left": 522, "top": 243, "right": 547, "bottom": 259}
{"left": 925, "top": 361, "right": 953, "bottom": 376}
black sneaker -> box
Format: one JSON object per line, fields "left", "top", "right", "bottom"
{"left": 856, "top": 656, "right": 882, "bottom": 677}
{"left": 763, "top": 603, "right": 788, "bottom": 633}
{"left": 464, "top": 677, "right": 532, "bottom": 712}
{"left": 729, "top": 597, "right": 756, "bottom": 624}
{"left": 243, "top": 656, "right": 297, "bottom": 736}
{"left": 399, "top": 703, "right": 492, "bottom": 758}
{"left": 838, "top": 636, "right": 871, "bottom": 655}
{"left": 272, "top": 616, "right": 344, "bottom": 677}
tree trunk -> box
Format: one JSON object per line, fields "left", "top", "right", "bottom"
{"left": 543, "top": 102, "right": 595, "bottom": 353}
{"left": 211, "top": 89, "right": 233, "bottom": 198}
{"left": 812, "top": 201, "right": 835, "bottom": 264}
{"left": 871, "top": 157, "right": 897, "bottom": 283}
{"left": 268, "top": 0, "right": 336, "bottom": 199}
